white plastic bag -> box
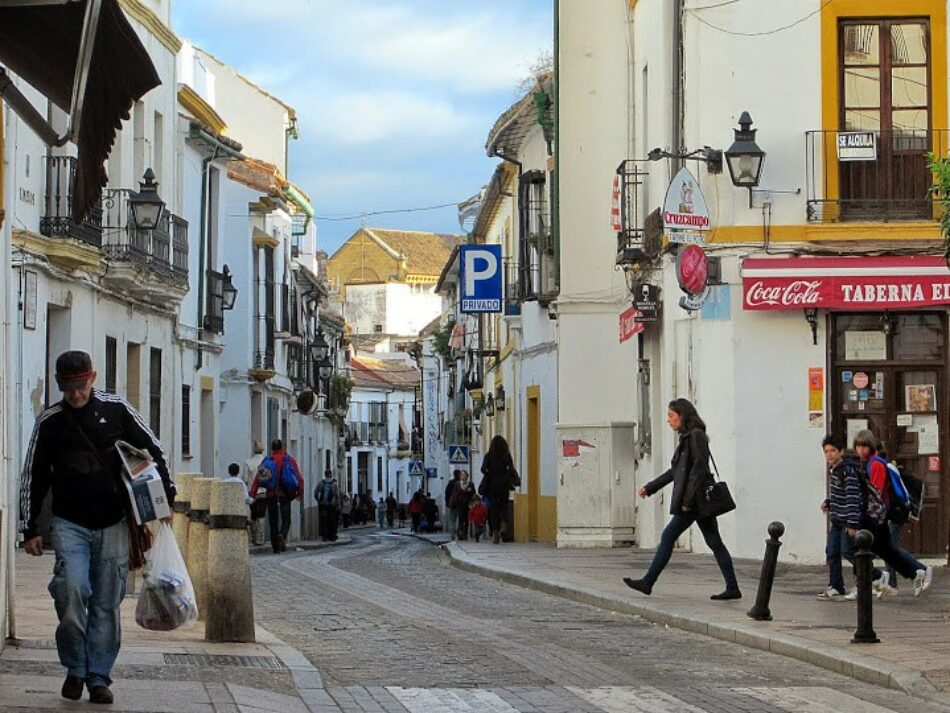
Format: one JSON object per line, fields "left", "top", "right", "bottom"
{"left": 134, "top": 523, "right": 198, "bottom": 630}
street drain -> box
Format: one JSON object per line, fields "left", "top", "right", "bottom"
{"left": 162, "top": 654, "right": 285, "bottom": 669}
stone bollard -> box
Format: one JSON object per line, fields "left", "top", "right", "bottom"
{"left": 747, "top": 521, "right": 785, "bottom": 621}
{"left": 172, "top": 473, "right": 194, "bottom": 556}
{"left": 206, "top": 480, "right": 256, "bottom": 642}
{"left": 851, "top": 529, "right": 880, "bottom": 644}
{"left": 186, "top": 477, "right": 213, "bottom": 621}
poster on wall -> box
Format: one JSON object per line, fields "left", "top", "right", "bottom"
{"left": 905, "top": 384, "right": 936, "bottom": 412}
{"left": 844, "top": 331, "right": 886, "bottom": 360}
{"left": 807, "top": 367, "right": 824, "bottom": 427}
{"left": 24, "top": 270, "right": 37, "bottom": 330}
{"left": 847, "top": 418, "right": 869, "bottom": 448}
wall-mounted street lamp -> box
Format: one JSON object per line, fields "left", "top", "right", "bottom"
{"left": 318, "top": 355, "right": 334, "bottom": 381}
{"left": 495, "top": 384, "right": 506, "bottom": 411}
{"left": 128, "top": 168, "right": 165, "bottom": 230}
{"left": 221, "top": 264, "right": 238, "bottom": 310}
{"left": 310, "top": 328, "right": 329, "bottom": 363}
{"left": 485, "top": 393, "right": 495, "bottom": 417}
{"left": 647, "top": 145, "right": 722, "bottom": 173}
{"left": 804, "top": 308, "right": 819, "bottom": 345}
{"left": 725, "top": 111, "right": 766, "bottom": 205}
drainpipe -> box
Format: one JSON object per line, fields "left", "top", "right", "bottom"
{"left": 553, "top": 0, "right": 560, "bottom": 284}
{"left": 672, "top": 0, "right": 685, "bottom": 170}
{"left": 196, "top": 148, "right": 218, "bottom": 370}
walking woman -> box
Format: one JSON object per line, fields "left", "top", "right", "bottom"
{"left": 479, "top": 435, "right": 520, "bottom": 544}
{"left": 623, "top": 398, "right": 741, "bottom": 600}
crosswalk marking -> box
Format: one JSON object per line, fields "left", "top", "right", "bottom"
{"left": 387, "top": 686, "right": 519, "bottom": 712}
{"left": 566, "top": 686, "right": 707, "bottom": 713}
{"left": 732, "top": 687, "right": 896, "bottom": 713}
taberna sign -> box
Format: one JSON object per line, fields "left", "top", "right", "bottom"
{"left": 663, "top": 167, "right": 711, "bottom": 243}
{"left": 460, "top": 244, "right": 502, "bottom": 313}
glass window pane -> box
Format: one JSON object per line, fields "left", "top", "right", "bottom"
{"left": 894, "top": 314, "right": 943, "bottom": 360}
{"left": 845, "top": 67, "right": 881, "bottom": 108}
{"left": 892, "top": 66, "right": 928, "bottom": 108}
{"left": 835, "top": 314, "right": 885, "bottom": 359}
{"left": 844, "top": 110, "right": 880, "bottom": 131}
{"left": 843, "top": 24, "right": 880, "bottom": 65}
{"left": 891, "top": 109, "right": 929, "bottom": 132}
{"left": 891, "top": 23, "right": 928, "bottom": 65}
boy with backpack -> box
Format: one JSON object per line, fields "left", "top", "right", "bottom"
{"left": 853, "top": 430, "right": 933, "bottom": 597}
{"left": 316, "top": 469, "right": 340, "bottom": 542}
{"left": 248, "top": 439, "right": 304, "bottom": 553}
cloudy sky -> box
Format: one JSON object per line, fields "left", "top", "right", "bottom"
{"left": 172, "top": 1, "right": 552, "bottom": 254}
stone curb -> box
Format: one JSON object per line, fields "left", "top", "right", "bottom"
{"left": 248, "top": 535, "right": 355, "bottom": 556}
{"left": 443, "top": 542, "right": 946, "bottom": 706}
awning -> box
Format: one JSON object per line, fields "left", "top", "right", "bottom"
{"left": 742, "top": 256, "right": 950, "bottom": 311}
{"left": 0, "top": 0, "right": 161, "bottom": 221}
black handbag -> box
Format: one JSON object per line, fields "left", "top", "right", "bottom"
{"left": 696, "top": 452, "right": 736, "bottom": 519}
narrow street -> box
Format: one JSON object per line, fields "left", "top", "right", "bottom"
{"left": 251, "top": 532, "right": 947, "bottom": 713}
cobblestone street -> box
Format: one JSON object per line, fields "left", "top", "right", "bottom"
{"left": 251, "top": 532, "right": 950, "bottom": 712}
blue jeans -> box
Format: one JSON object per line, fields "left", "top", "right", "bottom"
{"left": 885, "top": 520, "right": 926, "bottom": 588}
{"left": 644, "top": 512, "right": 739, "bottom": 591}
{"left": 826, "top": 523, "right": 855, "bottom": 594}
{"left": 48, "top": 516, "right": 129, "bottom": 689}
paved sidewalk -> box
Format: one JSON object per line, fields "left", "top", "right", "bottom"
{"left": 1, "top": 549, "right": 336, "bottom": 712}
{"left": 440, "top": 539, "right": 950, "bottom": 704}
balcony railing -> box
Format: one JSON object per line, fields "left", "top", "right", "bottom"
{"left": 40, "top": 156, "right": 103, "bottom": 247}
{"left": 806, "top": 129, "right": 948, "bottom": 222}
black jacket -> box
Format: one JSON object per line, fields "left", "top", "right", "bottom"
{"left": 479, "top": 453, "right": 520, "bottom": 498}
{"left": 645, "top": 428, "right": 712, "bottom": 515}
{"left": 19, "top": 390, "right": 174, "bottom": 539}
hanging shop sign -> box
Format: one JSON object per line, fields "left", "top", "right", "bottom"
{"left": 676, "top": 245, "right": 711, "bottom": 311}
{"left": 836, "top": 131, "right": 877, "bottom": 162}
{"left": 619, "top": 305, "right": 645, "bottom": 343}
{"left": 634, "top": 283, "right": 661, "bottom": 323}
{"left": 742, "top": 256, "right": 950, "bottom": 311}
{"left": 663, "top": 167, "right": 711, "bottom": 244}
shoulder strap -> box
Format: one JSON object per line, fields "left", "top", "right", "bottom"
{"left": 708, "top": 451, "right": 720, "bottom": 481}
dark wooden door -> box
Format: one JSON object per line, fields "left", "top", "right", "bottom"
{"left": 832, "top": 313, "right": 948, "bottom": 556}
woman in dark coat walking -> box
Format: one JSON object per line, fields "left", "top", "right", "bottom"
{"left": 623, "top": 398, "right": 740, "bottom": 600}
{"left": 479, "top": 435, "right": 520, "bottom": 544}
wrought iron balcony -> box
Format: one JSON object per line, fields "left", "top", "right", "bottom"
{"left": 806, "top": 129, "right": 947, "bottom": 222}
{"left": 40, "top": 156, "right": 103, "bottom": 247}
{"left": 101, "top": 189, "right": 188, "bottom": 284}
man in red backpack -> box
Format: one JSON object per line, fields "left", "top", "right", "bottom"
{"left": 248, "top": 439, "right": 304, "bottom": 553}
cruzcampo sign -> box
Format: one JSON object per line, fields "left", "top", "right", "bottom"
{"left": 663, "top": 166, "right": 711, "bottom": 245}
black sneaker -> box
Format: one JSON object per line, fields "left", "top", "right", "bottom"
{"left": 710, "top": 589, "right": 742, "bottom": 601}
{"left": 622, "top": 577, "right": 653, "bottom": 595}
{"left": 61, "top": 675, "right": 84, "bottom": 700}
{"left": 89, "top": 685, "right": 114, "bottom": 704}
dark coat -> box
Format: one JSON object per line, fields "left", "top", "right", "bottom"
{"left": 645, "top": 428, "right": 713, "bottom": 515}
{"left": 479, "top": 453, "right": 520, "bottom": 498}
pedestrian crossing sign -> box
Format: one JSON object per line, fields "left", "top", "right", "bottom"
{"left": 409, "top": 461, "right": 423, "bottom": 477}
{"left": 448, "top": 445, "right": 469, "bottom": 464}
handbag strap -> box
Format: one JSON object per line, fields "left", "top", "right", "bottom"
{"left": 709, "top": 451, "right": 721, "bottom": 481}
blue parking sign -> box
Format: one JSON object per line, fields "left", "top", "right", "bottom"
{"left": 460, "top": 244, "right": 502, "bottom": 313}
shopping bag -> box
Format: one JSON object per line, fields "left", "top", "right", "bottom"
{"left": 135, "top": 523, "right": 198, "bottom": 630}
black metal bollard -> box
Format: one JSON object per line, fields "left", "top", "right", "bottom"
{"left": 747, "top": 521, "right": 785, "bottom": 621}
{"left": 851, "top": 529, "right": 880, "bottom": 644}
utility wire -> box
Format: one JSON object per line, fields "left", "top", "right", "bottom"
{"left": 688, "top": 0, "right": 742, "bottom": 10}
{"left": 688, "top": 0, "right": 833, "bottom": 37}
{"left": 315, "top": 202, "right": 460, "bottom": 222}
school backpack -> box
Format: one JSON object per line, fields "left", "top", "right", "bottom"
{"left": 860, "top": 459, "right": 888, "bottom": 526}
{"left": 316, "top": 479, "right": 337, "bottom": 506}
{"left": 257, "top": 456, "right": 279, "bottom": 488}
{"left": 882, "top": 461, "right": 923, "bottom": 525}
{"left": 279, "top": 456, "right": 300, "bottom": 494}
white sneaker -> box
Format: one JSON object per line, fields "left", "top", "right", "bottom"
{"left": 872, "top": 572, "right": 888, "bottom": 594}
{"left": 844, "top": 588, "right": 858, "bottom": 601}
{"left": 817, "top": 587, "right": 845, "bottom": 601}
{"left": 914, "top": 566, "right": 934, "bottom": 597}
{"left": 876, "top": 583, "right": 896, "bottom": 599}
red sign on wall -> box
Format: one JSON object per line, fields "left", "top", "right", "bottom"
{"left": 619, "top": 306, "right": 644, "bottom": 343}
{"left": 676, "top": 245, "right": 709, "bottom": 295}
{"left": 742, "top": 256, "right": 950, "bottom": 311}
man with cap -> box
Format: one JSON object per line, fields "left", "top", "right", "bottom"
{"left": 19, "top": 350, "right": 175, "bottom": 705}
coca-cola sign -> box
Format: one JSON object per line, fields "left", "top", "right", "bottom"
{"left": 743, "top": 256, "right": 950, "bottom": 310}
{"left": 677, "top": 245, "right": 709, "bottom": 296}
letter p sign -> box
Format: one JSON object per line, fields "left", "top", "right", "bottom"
{"left": 460, "top": 244, "right": 502, "bottom": 313}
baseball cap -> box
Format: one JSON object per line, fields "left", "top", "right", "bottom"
{"left": 55, "top": 350, "right": 94, "bottom": 391}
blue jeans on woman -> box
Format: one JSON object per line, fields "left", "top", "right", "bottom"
{"left": 48, "top": 516, "right": 129, "bottom": 689}
{"left": 643, "top": 512, "right": 739, "bottom": 590}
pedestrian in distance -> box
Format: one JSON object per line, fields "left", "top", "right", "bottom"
{"left": 316, "top": 469, "right": 340, "bottom": 542}
{"left": 366, "top": 494, "right": 377, "bottom": 527}
{"left": 469, "top": 497, "right": 489, "bottom": 542}
{"left": 248, "top": 439, "right": 304, "bottom": 554}
{"left": 452, "top": 470, "right": 476, "bottom": 540}
{"left": 340, "top": 492, "right": 352, "bottom": 528}
{"left": 377, "top": 497, "right": 386, "bottom": 528}
{"left": 20, "top": 350, "right": 176, "bottom": 705}
{"left": 445, "top": 470, "right": 461, "bottom": 540}
{"left": 478, "top": 435, "right": 521, "bottom": 544}
{"left": 225, "top": 463, "right": 254, "bottom": 506}
{"left": 852, "top": 430, "right": 932, "bottom": 597}
{"left": 624, "top": 398, "right": 741, "bottom": 600}
{"left": 397, "top": 502, "right": 407, "bottom": 528}
{"left": 243, "top": 441, "right": 266, "bottom": 545}
{"left": 816, "top": 435, "right": 886, "bottom": 601}
{"left": 386, "top": 492, "right": 397, "bottom": 529}
{"left": 408, "top": 491, "right": 424, "bottom": 532}
{"left": 876, "top": 449, "right": 921, "bottom": 596}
